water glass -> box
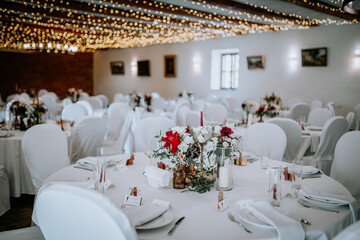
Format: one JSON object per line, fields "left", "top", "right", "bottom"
{"left": 261, "top": 145, "right": 270, "bottom": 169}
{"left": 268, "top": 167, "right": 281, "bottom": 207}
{"left": 292, "top": 159, "right": 304, "bottom": 194}
{"left": 95, "top": 147, "right": 107, "bottom": 193}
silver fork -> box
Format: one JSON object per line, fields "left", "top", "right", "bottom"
{"left": 227, "top": 212, "right": 252, "bottom": 234}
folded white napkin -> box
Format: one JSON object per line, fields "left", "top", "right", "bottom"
{"left": 144, "top": 166, "right": 172, "bottom": 188}
{"left": 77, "top": 155, "right": 123, "bottom": 167}
{"left": 302, "top": 166, "right": 321, "bottom": 175}
{"left": 299, "top": 187, "right": 357, "bottom": 223}
{"left": 126, "top": 202, "right": 169, "bottom": 227}
{"left": 237, "top": 200, "right": 305, "bottom": 240}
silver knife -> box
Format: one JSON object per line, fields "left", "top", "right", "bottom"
{"left": 167, "top": 216, "right": 185, "bottom": 236}
{"left": 275, "top": 207, "right": 311, "bottom": 225}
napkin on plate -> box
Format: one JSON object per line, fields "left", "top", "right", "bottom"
{"left": 301, "top": 166, "right": 322, "bottom": 178}
{"left": 126, "top": 202, "right": 169, "bottom": 227}
{"left": 144, "top": 166, "right": 172, "bottom": 188}
{"left": 299, "top": 187, "right": 357, "bottom": 223}
{"left": 236, "top": 200, "right": 305, "bottom": 240}
{"left": 76, "top": 155, "right": 123, "bottom": 169}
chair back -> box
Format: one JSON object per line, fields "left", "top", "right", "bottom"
{"left": 311, "top": 99, "right": 322, "bottom": 110}
{"left": 0, "top": 164, "right": 10, "bottom": 217}
{"left": 38, "top": 89, "right": 48, "bottom": 97}
{"left": 204, "top": 103, "right": 228, "bottom": 124}
{"left": 21, "top": 124, "right": 69, "bottom": 192}
{"left": 106, "top": 104, "right": 127, "bottom": 142}
{"left": 151, "top": 97, "right": 165, "bottom": 110}
{"left": 354, "top": 103, "right": 360, "bottom": 130}
{"left": 242, "top": 123, "right": 287, "bottom": 161}
{"left": 308, "top": 108, "right": 333, "bottom": 127}
{"left": 34, "top": 183, "right": 137, "bottom": 240}
{"left": 177, "top": 104, "right": 191, "bottom": 126}
{"left": 110, "top": 110, "right": 135, "bottom": 154}
{"left": 346, "top": 112, "right": 355, "bottom": 130}
{"left": 193, "top": 99, "right": 209, "bottom": 112}
{"left": 314, "top": 116, "right": 348, "bottom": 175}
{"left": 331, "top": 131, "right": 360, "bottom": 215}
{"left": 333, "top": 220, "right": 360, "bottom": 240}
{"left": 70, "top": 116, "right": 107, "bottom": 164}
{"left": 87, "top": 97, "right": 103, "bottom": 110}
{"left": 41, "top": 95, "right": 57, "bottom": 120}
{"left": 62, "top": 104, "right": 88, "bottom": 122}
{"left": 287, "top": 98, "right": 302, "bottom": 109}
{"left": 62, "top": 98, "right": 72, "bottom": 108}
{"left": 185, "top": 111, "right": 201, "bottom": 127}
{"left": 326, "top": 101, "right": 335, "bottom": 116}
{"left": 266, "top": 118, "right": 301, "bottom": 163}
{"left": 19, "top": 93, "right": 31, "bottom": 104}
{"left": 76, "top": 100, "right": 94, "bottom": 115}
{"left": 134, "top": 117, "right": 175, "bottom": 152}
{"left": 290, "top": 103, "right": 311, "bottom": 122}
{"left": 97, "top": 95, "right": 109, "bottom": 108}
{"left": 44, "top": 92, "right": 58, "bottom": 101}
{"left": 79, "top": 92, "right": 89, "bottom": 100}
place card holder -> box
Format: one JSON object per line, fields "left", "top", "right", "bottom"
{"left": 124, "top": 195, "right": 142, "bottom": 206}
{"left": 126, "top": 153, "right": 135, "bottom": 165}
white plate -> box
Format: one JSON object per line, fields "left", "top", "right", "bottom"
{"left": 136, "top": 211, "right": 173, "bottom": 230}
{"left": 298, "top": 196, "right": 344, "bottom": 210}
{"left": 307, "top": 126, "right": 322, "bottom": 131}
{"left": 236, "top": 208, "right": 275, "bottom": 230}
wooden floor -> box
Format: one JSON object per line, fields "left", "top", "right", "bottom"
{"left": 0, "top": 194, "right": 34, "bottom": 232}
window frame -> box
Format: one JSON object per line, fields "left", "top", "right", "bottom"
{"left": 220, "top": 53, "right": 239, "bottom": 90}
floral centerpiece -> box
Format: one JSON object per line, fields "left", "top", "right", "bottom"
{"left": 264, "top": 92, "right": 282, "bottom": 106}
{"left": 255, "top": 104, "right": 279, "bottom": 122}
{"left": 29, "top": 98, "right": 47, "bottom": 125}
{"left": 144, "top": 94, "right": 152, "bottom": 112}
{"left": 67, "top": 88, "right": 81, "bottom": 103}
{"left": 10, "top": 100, "right": 33, "bottom": 130}
{"left": 241, "top": 100, "right": 258, "bottom": 125}
{"left": 129, "top": 91, "right": 141, "bottom": 110}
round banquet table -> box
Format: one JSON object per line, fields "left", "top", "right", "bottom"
{"left": 41, "top": 153, "right": 353, "bottom": 240}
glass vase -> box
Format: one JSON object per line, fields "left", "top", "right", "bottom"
{"left": 173, "top": 165, "right": 185, "bottom": 189}
{"left": 215, "top": 146, "right": 233, "bottom": 191}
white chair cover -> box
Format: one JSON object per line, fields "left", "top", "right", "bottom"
{"left": 113, "top": 93, "right": 128, "bottom": 103}
{"left": 70, "top": 116, "right": 107, "bottom": 164}
{"left": 354, "top": 104, "right": 360, "bottom": 130}
{"left": 106, "top": 104, "right": 127, "bottom": 142}
{"left": 326, "top": 101, "right": 336, "bottom": 116}
{"left": 62, "top": 98, "right": 72, "bottom": 108}
{"left": 37, "top": 89, "right": 48, "bottom": 97}
{"left": 0, "top": 226, "right": 45, "bottom": 240}
{"left": 33, "top": 183, "right": 137, "bottom": 240}
{"left": 109, "top": 102, "right": 130, "bottom": 114}
{"left": 0, "top": 164, "right": 10, "bottom": 216}
{"left": 306, "top": 117, "right": 348, "bottom": 176}
{"left": 87, "top": 97, "right": 103, "bottom": 110}
{"left": 76, "top": 100, "right": 94, "bottom": 115}
{"left": 308, "top": 108, "right": 333, "bottom": 127}
{"left": 173, "top": 102, "right": 191, "bottom": 126}
{"left": 6, "top": 94, "right": 19, "bottom": 102}
{"left": 204, "top": 103, "right": 228, "bottom": 124}
{"left": 290, "top": 103, "right": 311, "bottom": 122}
{"left": 45, "top": 92, "right": 58, "bottom": 101}
{"left": 104, "top": 110, "right": 134, "bottom": 155}
{"left": 151, "top": 97, "right": 165, "bottom": 111}
{"left": 151, "top": 92, "right": 160, "bottom": 99}
{"left": 41, "top": 95, "right": 57, "bottom": 120}
{"left": 311, "top": 99, "right": 322, "bottom": 110}
{"left": 331, "top": 131, "right": 360, "bottom": 216}
{"left": 287, "top": 98, "right": 302, "bottom": 109}
{"left": 61, "top": 104, "right": 88, "bottom": 122}
{"left": 97, "top": 95, "right": 109, "bottom": 108}
{"left": 79, "top": 92, "right": 89, "bottom": 100}
{"left": 192, "top": 99, "right": 209, "bottom": 112}
{"left": 177, "top": 104, "right": 191, "bottom": 126}
{"left": 21, "top": 124, "right": 69, "bottom": 192}
{"left": 19, "top": 93, "right": 31, "bottom": 104}
{"left": 134, "top": 117, "right": 176, "bottom": 152}
{"left": 185, "top": 111, "right": 201, "bottom": 127}
{"left": 346, "top": 112, "right": 355, "bottom": 130}
{"left": 242, "top": 123, "right": 287, "bottom": 161}
{"left": 333, "top": 220, "right": 360, "bottom": 240}
{"left": 266, "top": 118, "right": 301, "bottom": 163}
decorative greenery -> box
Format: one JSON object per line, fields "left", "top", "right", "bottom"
{"left": 187, "top": 169, "right": 214, "bottom": 194}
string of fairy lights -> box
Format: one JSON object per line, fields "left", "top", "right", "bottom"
{"left": 0, "top": 0, "right": 357, "bottom": 53}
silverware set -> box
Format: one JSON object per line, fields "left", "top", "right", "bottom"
{"left": 227, "top": 212, "right": 252, "bottom": 234}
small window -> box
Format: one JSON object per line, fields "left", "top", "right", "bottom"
{"left": 220, "top": 53, "right": 239, "bottom": 89}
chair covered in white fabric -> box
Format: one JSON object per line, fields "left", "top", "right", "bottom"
{"left": 307, "top": 108, "right": 333, "bottom": 127}
{"left": 333, "top": 220, "right": 360, "bottom": 240}
{"left": 134, "top": 117, "right": 176, "bottom": 152}
{"left": 6, "top": 93, "right": 19, "bottom": 102}
{"left": 62, "top": 98, "right": 72, "bottom": 108}
{"left": 310, "top": 99, "right": 322, "bottom": 110}
{"left": 303, "top": 116, "right": 348, "bottom": 176}
{"left": 330, "top": 131, "right": 360, "bottom": 216}
{"left": 176, "top": 104, "right": 191, "bottom": 126}
{"left": 21, "top": 124, "right": 69, "bottom": 192}
{"left": 354, "top": 104, "right": 360, "bottom": 130}
{"left": 173, "top": 102, "right": 191, "bottom": 126}
{"left": 33, "top": 183, "right": 137, "bottom": 240}
{"left": 97, "top": 95, "right": 109, "bottom": 108}
{"left": 290, "top": 103, "right": 311, "bottom": 122}
{"left": 287, "top": 98, "right": 302, "bottom": 109}
{"left": 61, "top": 104, "right": 88, "bottom": 122}
{"left": 185, "top": 111, "right": 201, "bottom": 127}
{"left": 204, "top": 103, "right": 228, "bottom": 124}
{"left": 242, "top": 123, "right": 287, "bottom": 161}
{"left": 326, "top": 101, "right": 336, "bottom": 116}
{"left": 192, "top": 99, "right": 209, "bottom": 112}
{"left": 105, "top": 104, "right": 127, "bottom": 142}
{"left": 113, "top": 93, "right": 128, "bottom": 103}
{"left": 151, "top": 92, "right": 160, "bottom": 99}
{"left": 70, "top": 116, "right": 107, "bottom": 164}
{"left": 79, "top": 92, "right": 89, "bottom": 100}
{"left": 0, "top": 164, "right": 10, "bottom": 216}
{"left": 41, "top": 95, "right": 57, "bottom": 120}
{"left": 76, "top": 100, "right": 94, "bottom": 115}
{"left": 0, "top": 226, "right": 45, "bottom": 240}
{"left": 87, "top": 97, "right": 103, "bottom": 110}
{"left": 152, "top": 97, "right": 165, "bottom": 111}
{"left": 266, "top": 118, "right": 301, "bottom": 163}
{"left": 103, "top": 110, "right": 134, "bottom": 155}
{"left": 37, "top": 89, "right": 48, "bottom": 97}
{"left": 346, "top": 112, "right": 355, "bottom": 130}
{"left": 19, "top": 93, "right": 31, "bottom": 104}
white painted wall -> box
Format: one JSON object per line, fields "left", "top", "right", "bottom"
{"left": 94, "top": 24, "right": 360, "bottom": 116}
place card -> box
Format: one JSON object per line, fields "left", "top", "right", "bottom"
{"left": 124, "top": 195, "right": 142, "bottom": 206}
{"left": 218, "top": 199, "right": 230, "bottom": 212}
{"left": 153, "top": 199, "right": 170, "bottom": 208}
{"left": 104, "top": 179, "right": 112, "bottom": 191}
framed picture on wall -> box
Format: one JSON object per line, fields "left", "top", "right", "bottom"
{"left": 247, "top": 55, "right": 264, "bottom": 70}
{"left": 110, "top": 61, "right": 125, "bottom": 75}
{"left": 164, "top": 55, "right": 176, "bottom": 77}
{"left": 137, "top": 60, "right": 150, "bottom": 76}
{"left": 301, "top": 47, "right": 327, "bottom": 67}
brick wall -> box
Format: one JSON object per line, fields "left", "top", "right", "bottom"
{"left": 0, "top": 51, "right": 93, "bottom": 102}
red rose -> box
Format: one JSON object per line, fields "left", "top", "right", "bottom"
{"left": 258, "top": 107, "right": 264, "bottom": 114}
{"left": 220, "top": 126, "right": 234, "bottom": 137}
{"left": 162, "top": 130, "right": 181, "bottom": 153}
{"left": 158, "top": 162, "right": 165, "bottom": 169}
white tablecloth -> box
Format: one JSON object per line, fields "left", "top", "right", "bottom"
{"left": 41, "top": 153, "right": 353, "bottom": 240}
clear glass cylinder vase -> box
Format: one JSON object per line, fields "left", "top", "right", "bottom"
{"left": 215, "top": 147, "right": 233, "bottom": 191}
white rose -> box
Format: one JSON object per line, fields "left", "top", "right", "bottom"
{"left": 223, "top": 142, "right": 229, "bottom": 148}
{"left": 183, "top": 136, "right": 194, "bottom": 145}
{"left": 171, "top": 126, "right": 186, "bottom": 135}
{"left": 231, "top": 139, "right": 237, "bottom": 146}
{"left": 197, "top": 135, "right": 205, "bottom": 143}
{"left": 193, "top": 127, "right": 201, "bottom": 135}
{"left": 214, "top": 125, "right": 221, "bottom": 134}
{"left": 178, "top": 142, "right": 189, "bottom": 152}
{"left": 200, "top": 127, "right": 208, "bottom": 135}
